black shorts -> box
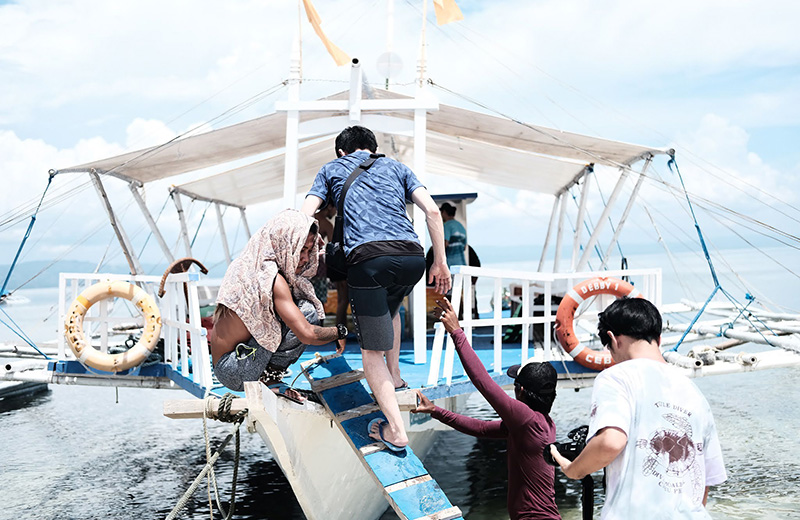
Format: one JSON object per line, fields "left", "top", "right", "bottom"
{"left": 347, "top": 255, "right": 425, "bottom": 351}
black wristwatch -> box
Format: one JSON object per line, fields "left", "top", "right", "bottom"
{"left": 336, "top": 323, "right": 348, "bottom": 340}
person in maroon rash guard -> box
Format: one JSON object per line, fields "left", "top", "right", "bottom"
{"left": 412, "top": 297, "right": 561, "bottom": 520}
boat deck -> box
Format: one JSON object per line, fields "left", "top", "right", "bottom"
{"left": 45, "top": 327, "right": 597, "bottom": 400}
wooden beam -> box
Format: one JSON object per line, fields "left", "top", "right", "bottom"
{"left": 163, "top": 396, "right": 248, "bottom": 420}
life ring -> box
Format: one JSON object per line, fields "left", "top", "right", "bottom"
{"left": 64, "top": 281, "right": 162, "bottom": 372}
{"left": 554, "top": 276, "right": 641, "bottom": 371}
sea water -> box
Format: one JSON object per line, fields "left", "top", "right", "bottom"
{"left": 1, "top": 246, "right": 799, "bottom": 519}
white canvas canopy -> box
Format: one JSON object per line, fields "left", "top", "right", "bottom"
{"left": 58, "top": 89, "right": 667, "bottom": 208}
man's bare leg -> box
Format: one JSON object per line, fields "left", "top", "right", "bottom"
{"left": 385, "top": 312, "right": 404, "bottom": 388}
{"left": 363, "top": 348, "right": 408, "bottom": 448}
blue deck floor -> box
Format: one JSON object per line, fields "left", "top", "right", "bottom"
{"left": 50, "top": 327, "right": 599, "bottom": 400}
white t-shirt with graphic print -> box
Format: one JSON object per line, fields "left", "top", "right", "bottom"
{"left": 588, "top": 358, "right": 727, "bottom": 519}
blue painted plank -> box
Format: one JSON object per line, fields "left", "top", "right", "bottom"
{"left": 388, "top": 479, "right": 459, "bottom": 520}
{"left": 340, "top": 410, "right": 384, "bottom": 449}
{"left": 364, "top": 447, "right": 427, "bottom": 487}
{"left": 320, "top": 382, "right": 373, "bottom": 415}
{"left": 305, "top": 355, "right": 353, "bottom": 380}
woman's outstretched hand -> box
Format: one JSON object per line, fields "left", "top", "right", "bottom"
{"left": 434, "top": 297, "right": 460, "bottom": 334}
{"left": 411, "top": 390, "right": 435, "bottom": 414}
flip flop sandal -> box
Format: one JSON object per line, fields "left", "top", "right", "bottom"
{"left": 367, "top": 418, "right": 406, "bottom": 452}
{"left": 266, "top": 382, "right": 306, "bottom": 405}
{"left": 394, "top": 380, "right": 409, "bottom": 391}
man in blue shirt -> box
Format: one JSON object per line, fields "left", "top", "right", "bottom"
{"left": 440, "top": 202, "right": 467, "bottom": 268}
{"left": 302, "top": 126, "right": 450, "bottom": 451}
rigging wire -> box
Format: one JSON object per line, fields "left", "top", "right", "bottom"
{"left": 408, "top": 1, "right": 800, "bottom": 225}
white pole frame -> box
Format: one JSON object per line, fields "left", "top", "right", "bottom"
{"left": 570, "top": 167, "right": 593, "bottom": 271}
{"left": 129, "top": 182, "right": 175, "bottom": 264}
{"left": 599, "top": 156, "right": 653, "bottom": 269}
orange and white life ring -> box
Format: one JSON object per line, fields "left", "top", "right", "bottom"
{"left": 64, "top": 281, "right": 162, "bottom": 372}
{"left": 554, "top": 276, "right": 641, "bottom": 371}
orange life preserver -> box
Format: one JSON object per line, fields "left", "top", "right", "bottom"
{"left": 64, "top": 281, "right": 162, "bottom": 372}
{"left": 554, "top": 276, "right": 641, "bottom": 371}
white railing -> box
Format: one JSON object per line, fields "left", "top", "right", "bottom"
{"left": 426, "top": 266, "right": 662, "bottom": 385}
{"left": 57, "top": 272, "right": 215, "bottom": 389}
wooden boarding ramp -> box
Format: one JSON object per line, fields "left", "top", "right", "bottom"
{"left": 302, "top": 353, "right": 463, "bottom": 520}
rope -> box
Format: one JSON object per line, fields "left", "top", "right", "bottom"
{"left": 165, "top": 393, "right": 247, "bottom": 520}
{"left": 665, "top": 154, "right": 784, "bottom": 351}
{"left": 0, "top": 306, "right": 50, "bottom": 358}
{"left": 1, "top": 172, "right": 55, "bottom": 297}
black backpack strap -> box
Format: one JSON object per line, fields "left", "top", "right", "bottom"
{"left": 332, "top": 153, "right": 384, "bottom": 244}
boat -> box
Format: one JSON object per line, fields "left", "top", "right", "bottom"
{"left": 2, "top": 3, "right": 800, "bottom": 519}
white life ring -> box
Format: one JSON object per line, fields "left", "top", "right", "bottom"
{"left": 64, "top": 281, "right": 162, "bottom": 372}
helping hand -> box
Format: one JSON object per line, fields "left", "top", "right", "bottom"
{"left": 549, "top": 444, "right": 572, "bottom": 473}
{"left": 336, "top": 338, "right": 346, "bottom": 355}
{"left": 433, "top": 297, "right": 460, "bottom": 334}
{"left": 428, "top": 262, "right": 451, "bottom": 296}
{"left": 411, "top": 390, "right": 435, "bottom": 414}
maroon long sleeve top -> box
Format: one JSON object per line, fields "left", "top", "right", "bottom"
{"left": 431, "top": 328, "right": 560, "bottom": 520}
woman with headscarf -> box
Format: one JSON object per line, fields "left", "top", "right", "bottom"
{"left": 211, "top": 209, "right": 347, "bottom": 402}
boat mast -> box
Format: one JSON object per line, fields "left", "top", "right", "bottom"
{"left": 282, "top": 1, "right": 303, "bottom": 209}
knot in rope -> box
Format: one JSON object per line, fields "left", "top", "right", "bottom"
{"left": 217, "top": 392, "right": 247, "bottom": 423}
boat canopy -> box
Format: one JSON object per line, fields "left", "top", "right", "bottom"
{"left": 58, "top": 89, "right": 668, "bottom": 208}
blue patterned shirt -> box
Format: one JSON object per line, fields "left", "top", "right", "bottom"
{"left": 307, "top": 151, "right": 425, "bottom": 256}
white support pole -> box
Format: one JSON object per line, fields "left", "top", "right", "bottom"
{"left": 571, "top": 168, "right": 592, "bottom": 271}
{"left": 537, "top": 194, "right": 561, "bottom": 272}
{"left": 89, "top": 171, "right": 143, "bottom": 275}
{"left": 544, "top": 280, "right": 553, "bottom": 360}
{"left": 129, "top": 183, "right": 175, "bottom": 264}
{"left": 416, "top": 0, "right": 428, "bottom": 86}
{"left": 239, "top": 207, "right": 252, "bottom": 239}
{"left": 283, "top": 28, "right": 302, "bottom": 209}
{"left": 553, "top": 192, "right": 568, "bottom": 273}
{"left": 521, "top": 281, "right": 530, "bottom": 363}
{"left": 493, "top": 277, "right": 503, "bottom": 374}
{"left": 412, "top": 98, "right": 428, "bottom": 364}
{"left": 170, "top": 190, "right": 194, "bottom": 258}
{"left": 575, "top": 167, "right": 631, "bottom": 272}
{"left": 214, "top": 203, "right": 232, "bottom": 265}
{"left": 349, "top": 59, "right": 363, "bottom": 123}
{"left": 600, "top": 157, "right": 652, "bottom": 269}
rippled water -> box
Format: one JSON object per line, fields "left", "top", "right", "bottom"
{"left": 2, "top": 366, "right": 798, "bottom": 520}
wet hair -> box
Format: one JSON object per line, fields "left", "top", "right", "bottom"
{"left": 440, "top": 202, "right": 457, "bottom": 217}
{"left": 597, "top": 297, "right": 662, "bottom": 347}
{"left": 335, "top": 126, "right": 378, "bottom": 156}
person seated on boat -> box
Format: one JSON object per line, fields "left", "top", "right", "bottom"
{"left": 210, "top": 209, "right": 347, "bottom": 402}
{"left": 549, "top": 298, "right": 727, "bottom": 519}
{"left": 413, "top": 297, "right": 561, "bottom": 520}
{"left": 301, "top": 125, "right": 451, "bottom": 451}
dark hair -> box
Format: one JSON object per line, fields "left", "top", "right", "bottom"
{"left": 440, "top": 202, "right": 456, "bottom": 217}
{"left": 309, "top": 221, "right": 318, "bottom": 235}
{"left": 515, "top": 362, "right": 557, "bottom": 414}
{"left": 597, "top": 298, "right": 662, "bottom": 347}
{"left": 335, "top": 126, "right": 377, "bottom": 156}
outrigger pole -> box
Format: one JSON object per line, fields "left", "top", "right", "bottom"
{"left": 666, "top": 152, "right": 779, "bottom": 352}
{"left": 1, "top": 171, "right": 55, "bottom": 299}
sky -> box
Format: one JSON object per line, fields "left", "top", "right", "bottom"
{"left": 1, "top": 0, "right": 800, "bottom": 307}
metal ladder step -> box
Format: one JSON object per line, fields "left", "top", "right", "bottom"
{"left": 302, "top": 354, "right": 463, "bottom": 520}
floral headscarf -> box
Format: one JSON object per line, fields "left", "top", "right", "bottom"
{"left": 216, "top": 209, "right": 326, "bottom": 352}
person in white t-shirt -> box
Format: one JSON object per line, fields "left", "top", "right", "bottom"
{"left": 550, "top": 298, "right": 727, "bottom": 519}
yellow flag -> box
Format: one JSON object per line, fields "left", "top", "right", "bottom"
{"left": 433, "top": 0, "right": 464, "bottom": 25}
{"left": 302, "top": 0, "right": 350, "bottom": 66}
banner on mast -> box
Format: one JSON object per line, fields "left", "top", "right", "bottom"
{"left": 302, "top": 0, "right": 350, "bottom": 66}
{"left": 433, "top": 0, "right": 464, "bottom": 25}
